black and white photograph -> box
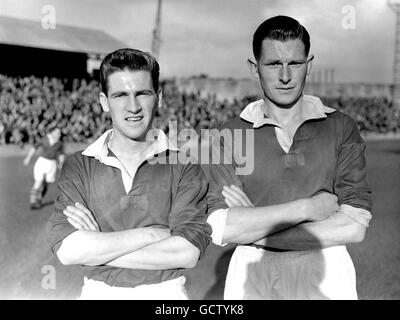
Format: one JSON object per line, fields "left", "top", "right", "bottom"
{"left": 0, "top": 0, "right": 399, "bottom": 305}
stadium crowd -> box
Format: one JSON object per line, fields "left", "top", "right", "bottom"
{"left": 0, "top": 74, "right": 399, "bottom": 146}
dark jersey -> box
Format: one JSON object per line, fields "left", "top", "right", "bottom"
{"left": 35, "top": 137, "right": 64, "bottom": 160}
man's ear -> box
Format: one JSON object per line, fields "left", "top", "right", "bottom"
{"left": 157, "top": 90, "right": 163, "bottom": 109}
{"left": 99, "top": 92, "right": 110, "bottom": 112}
{"left": 306, "top": 54, "right": 314, "bottom": 75}
{"left": 247, "top": 59, "right": 259, "bottom": 79}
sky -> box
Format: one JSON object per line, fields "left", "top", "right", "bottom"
{"left": 0, "top": 0, "right": 395, "bottom": 83}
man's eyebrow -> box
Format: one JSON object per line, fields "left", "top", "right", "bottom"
{"left": 264, "top": 59, "right": 282, "bottom": 64}
{"left": 136, "top": 89, "right": 154, "bottom": 95}
{"left": 289, "top": 59, "right": 307, "bottom": 63}
{"left": 264, "top": 58, "right": 306, "bottom": 64}
{"left": 110, "top": 90, "right": 128, "bottom": 97}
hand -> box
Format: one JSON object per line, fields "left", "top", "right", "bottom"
{"left": 307, "top": 192, "right": 339, "bottom": 222}
{"left": 63, "top": 202, "right": 100, "bottom": 231}
{"left": 221, "top": 185, "right": 254, "bottom": 208}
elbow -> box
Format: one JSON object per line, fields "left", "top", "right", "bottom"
{"left": 56, "top": 245, "right": 97, "bottom": 266}
{"left": 351, "top": 227, "right": 366, "bottom": 243}
{"left": 55, "top": 233, "right": 88, "bottom": 266}
{"left": 223, "top": 230, "right": 253, "bottom": 245}
{"left": 181, "top": 245, "right": 200, "bottom": 269}
{"left": 56, "top": 244, "right": 77, "bottom": 265}
{"left": 348, "top": 224, "right": 367, "bottom": 244}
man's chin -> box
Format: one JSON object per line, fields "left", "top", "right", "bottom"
{"left": 114, "top": 127, "right": 148, "bottom": 142}
{"left": 127, "top": 133, "right": 147, "bottom": 142}
{"left": 272, "top": 95, "right": 302, "bottom": 109}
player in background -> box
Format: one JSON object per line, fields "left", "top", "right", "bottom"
{"left": 24, "top": 126, "right": 65, "bottom": 209}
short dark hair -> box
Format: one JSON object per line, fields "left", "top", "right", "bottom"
{"left": 100, "top": 48, "right": 160, "bottom": 95}
{"left": 252, "top": 15, "right": 310, "bottom": 60}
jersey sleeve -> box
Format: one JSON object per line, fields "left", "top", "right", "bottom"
{"left": 334, "top": 115, "right": 372, "bottom": 212}
{"left": 168, "top": 163, "right": 212, "bottom": 259}
{"left": 46, "top": 154, "right": 88, "bottom": 254}
{"left": 202, "top": 127, "right": 243, "bottom": 215}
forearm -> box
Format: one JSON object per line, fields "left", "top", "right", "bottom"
{"left": 24, "top": 147, "right": 35, "bottom": 162}
{"left": 57, "top": 227, "right": 167, "bottom": 266}
{"left": 254, "top": 211, "right": 367, "bottom": 250}
{"left": 106, "top": 236, "right": 200, "bottom": 270}
{"left": 223, "top": 199, "right": 309, "bottom": 244}
{"left": 58, "top": 154, "right": 65, "bottom": 167}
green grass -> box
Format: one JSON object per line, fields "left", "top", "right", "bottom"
{"left": 0, "top": 140, "right": 399, "bottom": 299}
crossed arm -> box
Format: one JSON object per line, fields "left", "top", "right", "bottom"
{"left": 251, "top": 117, "right": 372, "bottom": 250}
{"left": 51, "top": 159, "right": 207, "bottom": 270}
{"left": 253, "top": 212, "right": 367, "bottom": 250}
{"left": 106, "top": 235, "right": 199, "bottom": 270}
{"left": 57, "top": 203, "right": 199, "bottom": 269}
{"left": 218, "top": 186, "right": 369, "bottom": 251}
{"left": 207, "top": 116, "right": 372, "bottom": 251}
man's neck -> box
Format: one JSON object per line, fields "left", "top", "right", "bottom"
{"left": 265, "top": 95, "right": 304, "bottom": 128}
{"left": 109, "top": 130, "right": 155, "bottom": 158}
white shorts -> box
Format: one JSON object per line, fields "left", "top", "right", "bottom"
{"left": 79, "top": 276, "right": 189, "bottom": 300}
{"left": 224, "top": 245, "right": 357, "bottom": 300}
{"left": 33, "top": 156, "right": 57, "bottom": 183}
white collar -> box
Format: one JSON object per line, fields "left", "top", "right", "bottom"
{"left": 82, "top": 129, "right": 180, "bottom": 163}
{"left": 240, "top": 95, "right": 336, "bottom": 128}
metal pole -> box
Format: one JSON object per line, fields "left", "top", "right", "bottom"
{"left": 151, "top": 0, "right": 162, "bottom": 60}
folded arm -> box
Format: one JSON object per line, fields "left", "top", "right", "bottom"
{"left": 47, "top": 157, "right": 170, "bottom": 266}
{"left": 106, "top": 236, "right": 200, "bottom": 270}
{"left": 228, "top": 116, "right": 373, "bottom": 250}
{"left": 106, "top": 163, "right": 212, "bottom": 270}
{"left": 58, "top": 203, "right": 199, "bottom": 269}
{"left": 57, "top": 224, "right": 170, "bottom": 266}
{"left": 254, "top": 205, "right": 371, "bottom": 250}
{"left": 208, "top": 185, "right": 338, "bottom": 245}
{"left": 223, "top": 199, "right": 309, "bottom": 244}
{"left": 58, "top": 203, "right": 170, "bottom": 266}
{"left": 55, "top": 161, "right": 211, "bottom": 270}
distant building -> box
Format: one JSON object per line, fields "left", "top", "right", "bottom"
{"left": 0, "top": 15, "right": 127, "bottom": 79}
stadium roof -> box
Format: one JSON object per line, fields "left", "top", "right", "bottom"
{"left": 0, "top": 15, "right": 127, "bottom": 55}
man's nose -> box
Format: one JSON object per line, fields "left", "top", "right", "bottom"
{"left": 127, "top": 94, "right": 141, "bottom": 113}
{"left": 279, "top": 65, "right": 291, "bottom": 84}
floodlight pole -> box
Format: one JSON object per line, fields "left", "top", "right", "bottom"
{"left": 151, "top": 0, "right": 162, "bottom": 60}
{"left": 388, "top": 0, "right": 400, "bottom": 108}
